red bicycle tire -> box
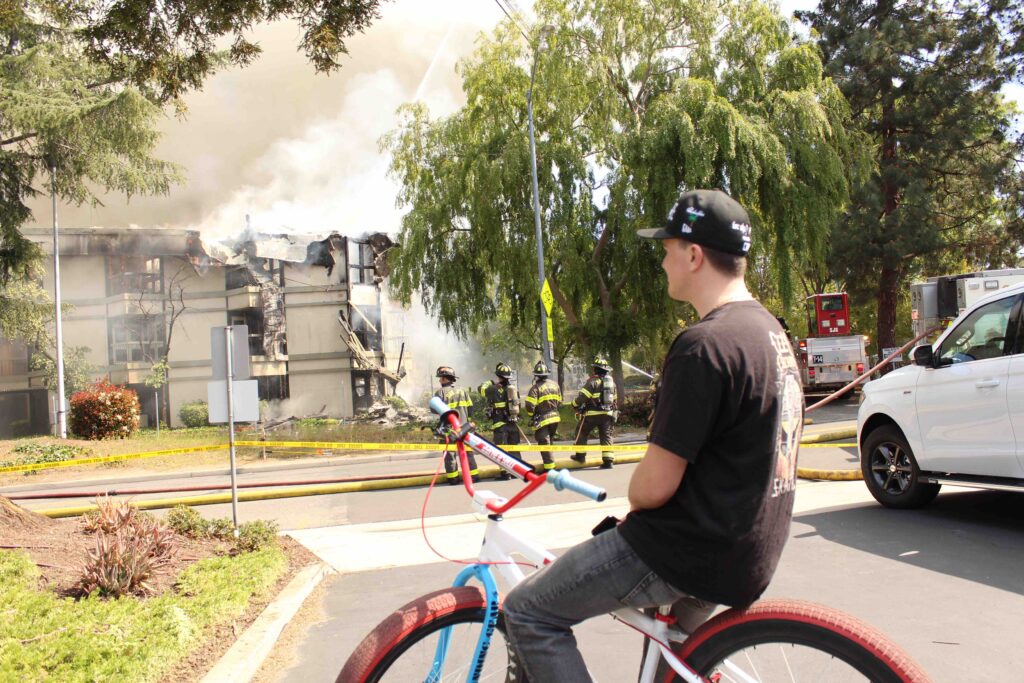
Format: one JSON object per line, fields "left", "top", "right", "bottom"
{"left": 338, "top": 586, "right": 492, "bottom": 683}
{"left": 669, "top": 598, "right": 931, "bottom": 682}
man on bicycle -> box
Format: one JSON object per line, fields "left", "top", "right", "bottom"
{"left": 503, "top": 189, "right": 803, "bottom": 681}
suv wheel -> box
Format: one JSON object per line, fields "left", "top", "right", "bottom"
{"left": 861, "top": 426, "right": 941, "bottom": 509}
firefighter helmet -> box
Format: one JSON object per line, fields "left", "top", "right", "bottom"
{"left": 435, "top": 366, "right": 457, "bottom": 380}
{"left": 532, "top": 361, "right": 550, "bottom": 377}
{"left": 495, "top": 362, "right": 513, "bottom": 379}
{"left": 593, "top": 356, "right": 611, "bottom": 373}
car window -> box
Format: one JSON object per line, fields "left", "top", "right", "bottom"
{"left": 937, "top": 296, "right": 1017, "bottom": 364}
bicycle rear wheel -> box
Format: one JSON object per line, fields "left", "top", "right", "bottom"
{"left": 674, "top": 599, "right": 931, "bottom": 683}
{"left": 338, "top": 586, "right": 522, "bottom": 683}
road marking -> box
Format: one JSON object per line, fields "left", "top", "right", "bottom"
{"left": 288, "top": 480, "right": 879, "bottom": 574}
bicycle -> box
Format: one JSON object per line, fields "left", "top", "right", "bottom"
{"left": 339, "top": 396, "right": 931, "bottom": 682}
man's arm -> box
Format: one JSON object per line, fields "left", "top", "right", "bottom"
{"left": 628, "top": 443, "right": 688, "bottom": 511}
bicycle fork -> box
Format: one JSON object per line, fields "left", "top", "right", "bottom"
{"left": 428, "top": 564, "right": 500, "bottom": 683}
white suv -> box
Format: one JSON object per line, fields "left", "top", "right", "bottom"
{"left": 857, "top": 281, "right": 1024, "bottom": 508}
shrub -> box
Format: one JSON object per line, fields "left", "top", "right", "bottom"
{"left": 384, "top": 394, "right": 408, "bottom": 411}
{"left": 166, "top": 505, "right": 209, "bottom": 538}
{"left": 232, "top": 520, "right": 279, "bottom": 554}
{"left": 80, "top": 496, "right": 144, "bottom": 534}
{"left": 617, "top": 395, "right": 654, "bottom": 428}
{"left": 178, "top": 400, "right": 209, "bottom": 428}
{"left": 68, "top": 380, "right": 140, "bottom": 440}
{"left": 77, "top": 508, "right": 177, "bottom": 597}
{"left": 207, "top": 517, "right": 235, "bottom": 540}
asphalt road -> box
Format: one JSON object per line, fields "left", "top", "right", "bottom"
{"left": 261, "top": 482, "right": 1024, "bottom": 682}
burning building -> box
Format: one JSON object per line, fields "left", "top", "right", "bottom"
{"left": 0, "top": 226, "right": 402, "bottom": 436}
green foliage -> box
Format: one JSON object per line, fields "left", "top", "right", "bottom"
{"left": 1, "top": 1, "right": 384, "bottom": 282}
{"left": 1, "top": 442, "right": 88, "bottom": 469}
{"left": 384, "top": 0, "right": 864, "bottom": 380}
{"left": 143, "top": 359, "right": 169, "bottom": 389}
{"left": 799, "top": 0, "right": 1024, "bottom": 348}
{"left": 0, "top": 279, "right": 53, "bottom": 348}
{"left": 0, "top": 545, "right": 285, "bottom": 682}
{"left": 384, "top": 394, "right": 408, "bottom": 411}
{"left": 207, "top": 517, "right": 235, "bottom": 540}
{"left": 68, "top": 381, "right": 141, "bottom": 440}
{"left": 178, "top": 400, "right": 209, "bottom": 428}
{"left": 30, "top": 345, "right": 94, "bottom": 398}
{"left": 166, "top": 505, "right": 209, "bottom": 539}
{"left": 232, "top": 520, "right": 280, "bottom": 554}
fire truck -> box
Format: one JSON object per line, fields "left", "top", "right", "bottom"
{"left": 910, "top": 268, "right": 1024, "bottom": 337}
{"left": 794, "top": 293, "right": 869, "bottom": 395}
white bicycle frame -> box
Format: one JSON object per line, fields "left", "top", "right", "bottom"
{"left": 464, "top": 488, "right": 707, "bottom": 683}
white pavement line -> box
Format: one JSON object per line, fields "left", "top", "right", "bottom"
{"left": 288, "top": 481, "right": 877, "bottom": 575}
{"left": 201, "top": 562, "right": 333, "bottom": 683}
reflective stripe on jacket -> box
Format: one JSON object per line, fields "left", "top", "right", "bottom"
{"left": 573, "top": 375, "right": 617, "bottom": 416}
{"left": 434, "top": 385, "right": 471, "bottom": 423}
{"left": 526, "top": 379, "right": 561, "bottom": 427}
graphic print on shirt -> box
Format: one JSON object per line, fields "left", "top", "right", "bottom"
{"left": 769, "top": 330, "right": 802, "bottom": 497}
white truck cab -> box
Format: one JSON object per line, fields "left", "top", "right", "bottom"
{"left": 857, "top": 280, "right": 1024, "bottom": 508}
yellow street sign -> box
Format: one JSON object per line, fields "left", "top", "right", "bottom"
{"left": 546, "top": 317, "right": 554, "bottom": 343}
{"left": 541, "top": 279, "right": 554, "bottom": 315}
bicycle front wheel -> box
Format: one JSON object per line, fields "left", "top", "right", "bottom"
{"left": 675, "top": 599, "right": 930, "bottom": 683}
{"left": 338, "top": 586, "right": 521, "bottom": 683}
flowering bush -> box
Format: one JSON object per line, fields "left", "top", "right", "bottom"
{"left": 69, "top": 380, "right": 141, "bottom": 440}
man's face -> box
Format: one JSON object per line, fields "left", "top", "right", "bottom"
{"left": 661, "top": 238, "right": 695, "bottom": 302}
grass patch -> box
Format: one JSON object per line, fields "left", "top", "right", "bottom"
{"left": 0, "top": 546, "right": 286, "bottom": 682}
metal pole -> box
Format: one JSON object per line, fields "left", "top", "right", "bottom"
{"left": 527, "top": 49, "right": 554, "bottom": 372}
{"left": 51, "top": 165, "right": 67, "bottom": 439}
{"left": 225, "top": 326, "right": 239, "bottom": 530}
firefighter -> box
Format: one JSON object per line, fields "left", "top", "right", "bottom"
{"left": 433, "top": 366, "right": 479, "bottom": 485}
{"left": 524, "top": 361, "right": 561, "bottom": 472}
{"left": 484, "top": 362, "right": 522, "bottom": 480}
{"left": 571, "top": 355, "right": 618, "bottom": 469}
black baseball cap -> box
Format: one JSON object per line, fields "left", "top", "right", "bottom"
{"left": 637, "top": 189, "right": 752, "bottom": 256}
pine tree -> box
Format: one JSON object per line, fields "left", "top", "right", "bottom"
{"left": 798, "top": 0, "right": 1024, "bottom": 352}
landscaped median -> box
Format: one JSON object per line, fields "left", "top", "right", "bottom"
{"left": 0, "top": 499, "right": 315, "bottom": 682}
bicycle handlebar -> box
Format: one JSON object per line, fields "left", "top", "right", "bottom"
{"left": 548, "top": 469, "right": 607, "bottom": 502}
{"left": 427, "top": 395, "right": 607, "bottom": 509}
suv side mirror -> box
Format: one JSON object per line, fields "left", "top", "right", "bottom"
{"left": 912, "top": 344, "right": 936, "bottom": 368}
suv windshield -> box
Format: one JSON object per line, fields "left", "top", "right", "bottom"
{"left": 937, "top": 295, "right": 1017, "bottom": 363}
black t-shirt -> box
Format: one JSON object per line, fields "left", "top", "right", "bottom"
{"left": 618, "top": 301, "right": 803, "bottom": 607}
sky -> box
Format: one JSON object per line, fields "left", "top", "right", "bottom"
{"left": 29, "top": 0, "right": 1021, "bottom": 238}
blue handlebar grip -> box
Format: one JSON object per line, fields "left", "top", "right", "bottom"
{"left": 548, "top": 469, "right": 607, "bottom": 502}
{"left": 428, "top": 396, "right": 451, "bottom": 416}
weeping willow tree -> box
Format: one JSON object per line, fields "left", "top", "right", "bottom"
{"left": 384, "top": 0, "right": 867, "bottom": 385}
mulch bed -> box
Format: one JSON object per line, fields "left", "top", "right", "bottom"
{"left": 0, "top": 496, "right": 320, "bottom": 681}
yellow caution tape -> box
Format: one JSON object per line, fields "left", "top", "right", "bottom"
{"left": 0, "top": 444, "right": 228, "bottom": 474}
{"left": 1, "top": 437, "right": 857, "bottom": 475}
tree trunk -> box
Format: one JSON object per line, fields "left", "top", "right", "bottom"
{"left": 876, "top": 265, "right": 900, "bottom": 373}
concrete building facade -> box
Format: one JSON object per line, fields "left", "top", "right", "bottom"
{"left": 0, "top": 227, "right": 400, "bottom": 436}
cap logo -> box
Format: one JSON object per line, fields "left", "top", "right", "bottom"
{"left": 732, "top": 221, "right": 752, "bottom": 252}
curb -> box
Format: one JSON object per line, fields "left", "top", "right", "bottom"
{"left": 200, "top": 561, "right": 334, "bottom": 683}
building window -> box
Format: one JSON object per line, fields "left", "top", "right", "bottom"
{"left": 228, "top": 308, "right": 266, "bottom": 357}
{"left": 0, "top": 339, "right": 30, "bottom": 377}
{"left": 107, "top": 256, "right": 162, "bottom": 295}
{"left": 110, "top": 315, "right": 166, "bottom": 364}
{"left": 256, "top": 374, "right": 290, "bottom": 401}
{"left": 348, "top": 240, "right": 377, "bottom": 285}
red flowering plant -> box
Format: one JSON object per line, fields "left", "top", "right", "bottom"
{"left": 69, "top": 380, "right": 141, "bottom": 440}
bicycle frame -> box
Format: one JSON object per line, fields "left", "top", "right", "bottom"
{"left": 427, "top": 400, "right": 708, "bottom": 683}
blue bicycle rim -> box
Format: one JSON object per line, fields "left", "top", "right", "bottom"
{"left": 425, "top": 564, "right": 500, "bottom": 683}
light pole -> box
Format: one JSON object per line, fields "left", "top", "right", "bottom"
{"left": 527, "top": 25, "right": 554, "bottom": 371}
{"left": 51, "top": 164, "right": 68, "bottom": 438}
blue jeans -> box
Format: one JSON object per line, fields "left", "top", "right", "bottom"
{"left": 502, "top": 527, "right": 715, "bottom": 682}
